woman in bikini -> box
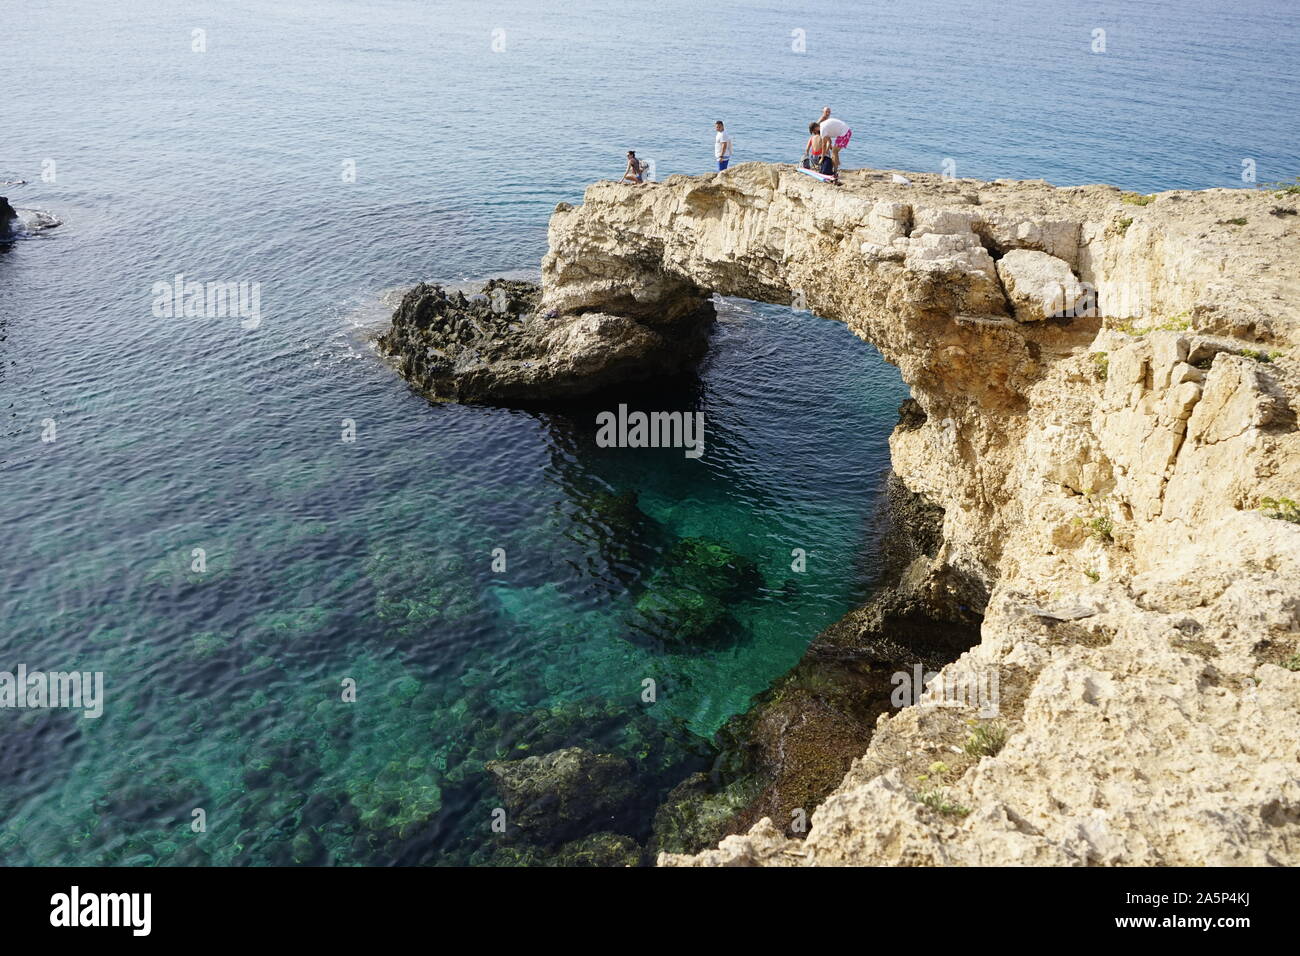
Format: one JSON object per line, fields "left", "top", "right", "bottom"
{"left": 621, "top": 150, "right": 645, "bottom": 185}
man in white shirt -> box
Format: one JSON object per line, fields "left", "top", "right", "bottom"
{"left": 816, "top": 107, "right": 852, "bottom": 173}
{"left": 714, "top": 121, "right": 734, "bottom": 171}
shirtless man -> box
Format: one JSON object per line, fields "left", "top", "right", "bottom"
{"left": 815, "top": 106, "right": 852, "bottom": 173}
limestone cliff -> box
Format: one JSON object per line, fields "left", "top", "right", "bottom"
{"left": 538, "top": 163, "right": 1300, "bottom": 866}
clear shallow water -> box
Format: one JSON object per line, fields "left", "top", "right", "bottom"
{"left": 1, "top": 0, "right": 1298, "bottom": 865}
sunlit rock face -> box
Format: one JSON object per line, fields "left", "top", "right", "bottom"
{"left": 378, "top": 278, "right": 714, "bottom": 404}
{"left": 534, "top": 162, "right": 1300, "bottom": 866}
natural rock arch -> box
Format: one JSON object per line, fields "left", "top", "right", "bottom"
{"left": 537, "top": 164, "right": 1300, "bottom": 866}
{"left": 540, "top": 164, "right": 1297, "bottom": 588}
{"left": 380, "top": 163, "right": 1300, "bottom": 864}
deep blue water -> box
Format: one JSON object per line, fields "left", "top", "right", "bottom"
{"left": 1, "top": 0, "right": 1297, "bottom": 865}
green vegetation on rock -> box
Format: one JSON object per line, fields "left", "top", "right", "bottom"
{"left": 964, "top": 720, "right": 1008, "bottom": 758}
{"left": 916, "top": 788, "right": 971, "bottom": 816}
{"left": 1259, "top": 497, "right": 1300, "bottom": 524}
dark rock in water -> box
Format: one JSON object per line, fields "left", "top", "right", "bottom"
{"left": 562, "top": 486, "right": 666, "bottom": 591}
{"left": 439, "top": 692, "right": 711, "bottom": 838}
{"left": 549, "top": 831, "right": 643, "bottom": 867}
{"left": 434, "top": 694, "right": 711, "bottom": 865}
{"left": 289, "top": 829, "right": 327, "bottom": 866}
{"left": 626, "top": 536, "right": 762, "bottom": 648}
{"left": 654, "top": 473, "right": 984, "bottom": 847}
{"left": 0, "top": 197, "right": 16, "bottom": 239}
{"left": 485, "top": 746, "right": 638, "bottom": 846}
{"left": 648, "top": 771, "right": 761, "bottom": 857}
{"left": 631, "top": 585, "right": 736, "bottom": 648}
{"left": 378, "top": 279, "right": 714, "bottom": 404}
{"left": 585, "top": 487, "right": 655, "bottom": 540}
{"left": 663, "top": 537, "right": 763, "bottom": 598}
{"left": 487, "top": 830, "right": 643, "bottom": 867}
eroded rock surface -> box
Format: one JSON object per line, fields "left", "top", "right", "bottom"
{"left": 996, "top": 248, "right": 1088, "bottom": 321}
{"left": 379, "top": 278, "right": 713, "bottom": 403}
{"left": 526, "top": 162, "right": 1299, "bottom": 866}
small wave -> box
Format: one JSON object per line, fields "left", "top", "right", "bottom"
{"left": 20, "top": 209, "right": 62, "bottom": 231}
{"left": 3, "top": 207, "right": 63, "bottom": 238}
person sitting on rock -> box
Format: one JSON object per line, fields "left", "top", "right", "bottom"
{"left": 621, "top": 151, "right": 648, "bottom": 185}
{"left": 815, "top": 106, "right": 852, "bottom": 174}
{"left": 802, "top": 122, "right": 833, "bottom": 176}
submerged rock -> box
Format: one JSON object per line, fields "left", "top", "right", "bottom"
{"left": 662, "top": 537, "right": 764, "bottom": 597}
{"left": 379, "top": 279, "right": 714, "bottom": 404}
{"left": 487, "top": 831, "right": 643, "bottom": 867}
{"left": 464, "top": 695, "right": 708, "bottom": 784}
{"left": 626, "top": 536, "right": 763, "bottom": 648}
{"left": 363, "top": 542, "right": 481, "bottom": 638}
{"left": 648, "top": 771, "right": 762, "bottom": 857}
{"left": 631, "top": 585, "right": 735, "bottom": 647}
{"left": 549, "top": 831, "right": 643, "bottom": 867}
{"left": 659, "top": 472, "right": 982, "bottom": 846}
{"left": 563, "top": 487, "right": 666, "bottom": 591}
{"left": 484, "top": 746, "right": 638, "bottom": 846}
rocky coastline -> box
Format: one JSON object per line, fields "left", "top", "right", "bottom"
{"left": 649, "top": 468, "right": 985, "bottom": 856}
{"left": 384, "top": 163, "right": 1300, "bottom": 866}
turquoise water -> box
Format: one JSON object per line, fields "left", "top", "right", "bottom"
{"left": 2, "top": 0, "right": 1298, "bottom": 865}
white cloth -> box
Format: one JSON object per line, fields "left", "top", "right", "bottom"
{"left": 715, "top": 130, "right": 733, "bottom": 158}
{"left": 819, "top": 117, "right": 848, "bottom": 140}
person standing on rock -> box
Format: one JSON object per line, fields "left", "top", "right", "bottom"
{"left": 815, "top": 107, "right": 852, "bottom": 174}
{"left": 714, "top": 120, "right": 734, "bottom": 171}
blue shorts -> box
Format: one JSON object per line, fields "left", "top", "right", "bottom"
{"left": 717, "top": 158, "right": 730, "bottom": 170}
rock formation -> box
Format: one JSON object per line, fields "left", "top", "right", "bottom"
{"left": 0, "top": 196, "right": 17, "bottom": 239}
{"left": 530, "top": 163, "right": 1300, "bottom": 866}
{"left": 662, "top": 474, "right": 984, "bottom": 852}
{"left": 485, "top": 746, "right": 638, "bottom": 846}
{"left": 379, "top": 278, "right": 712, "bottom": 403}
